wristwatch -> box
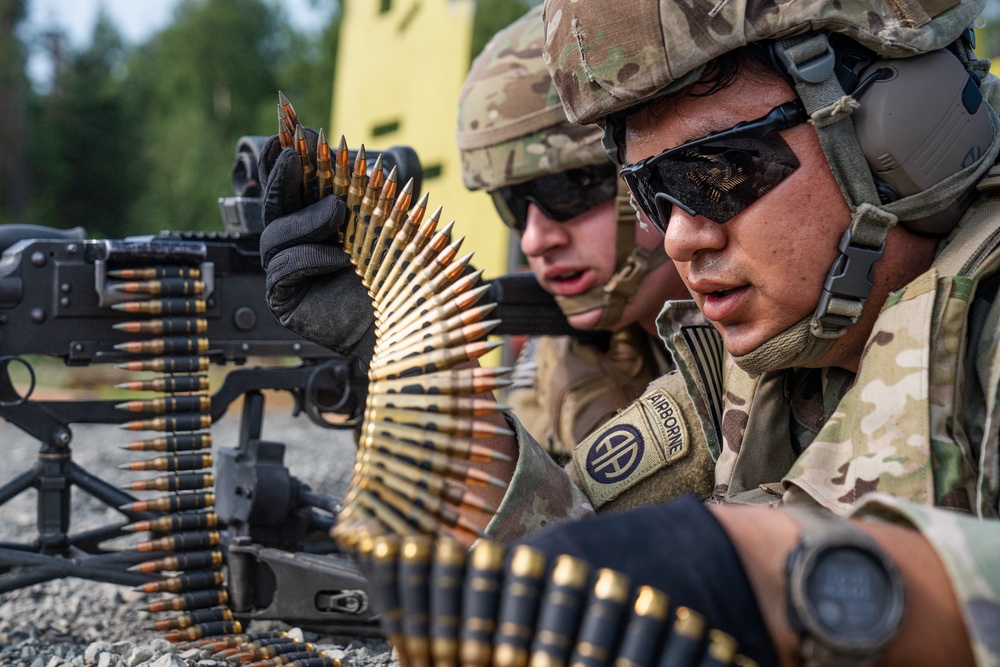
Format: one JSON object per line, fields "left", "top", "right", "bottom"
{"left": 784, "top": 506, "right": 906, "bottom": 667}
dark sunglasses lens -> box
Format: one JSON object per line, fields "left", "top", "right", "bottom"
{"left": 491, "top": 188, "right": 529, "bottom": 232}
{"left": 529, "top": 164, "right": 618, "bottom": 221}
{"left": 623, "top": 170, "right": 667, "bottom": 233}
{"left": 628, "top": 134, "right": 799, "bottom": 227}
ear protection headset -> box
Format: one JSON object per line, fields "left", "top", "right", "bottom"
{"left": 769, "top": 34, "right": 993, "bottom": 234}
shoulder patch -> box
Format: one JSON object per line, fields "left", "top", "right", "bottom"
{"left": 573, "top": 388, "right": 690, "bottom": 509}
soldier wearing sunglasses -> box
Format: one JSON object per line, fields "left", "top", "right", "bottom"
{"left": 473, "top": 0, "right": 1000, "bottom": 665}
{"left": 456, "top": 5, "right": 689, "bottom": 462}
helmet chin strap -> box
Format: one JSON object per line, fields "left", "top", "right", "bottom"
{"left": 554, "top": 176, "right": 668, "bottom": 329}
{"left": 731, "top": 315, "right": 837, "bottom": 375}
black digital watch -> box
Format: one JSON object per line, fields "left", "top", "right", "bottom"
{"left": 784, "top": 506, "right": 906, "bottom": 667}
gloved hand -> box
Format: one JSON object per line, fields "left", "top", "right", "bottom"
{"left": 517, "top": 495, "right": 779, "bottom": 667}
{"left": 258, "top": 130, "right": 376, "bottom": 366}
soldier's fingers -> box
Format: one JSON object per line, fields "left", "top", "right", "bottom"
{"left": 259, "top": 197, "right": 346, "bottom": 267}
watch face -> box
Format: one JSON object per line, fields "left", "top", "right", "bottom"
{"left": 806, "top": 546, "right": 896, "bottom": 642}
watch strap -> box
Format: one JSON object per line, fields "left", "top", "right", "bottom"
{"left": 784, "top": 506, "right": 905, "bottom": 667}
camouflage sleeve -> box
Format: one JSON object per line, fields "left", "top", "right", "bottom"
{"left": 485, "top": 412, "right": 595, "bottom": 542}
{"left": 849, "top": 493, "right": 1000, "bottom": 667}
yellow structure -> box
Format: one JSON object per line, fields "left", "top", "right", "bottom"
{"left": 330, "top": 1, "right": 511, "bottom": 281}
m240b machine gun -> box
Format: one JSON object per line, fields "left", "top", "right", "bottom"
{"left": 0, "top": 137, "right": 595, "bottom": 638}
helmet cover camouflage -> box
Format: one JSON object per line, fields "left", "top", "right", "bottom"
{"left": 540, "top": 0, "right": 986, "bottom": 125}
{"left": 457, "top": 4, "right": 609, "bottom": 191}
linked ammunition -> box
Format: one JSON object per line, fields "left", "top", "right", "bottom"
{"left": 278, "top": 91, "right": 299, "bottom": 130}
{"left": 362, "top": 434, "right": 508, "bottom": 487}
{"left": 108, "top": 267, "right": 201, "bottom": 280}
{"left": 115, "top": 395, "right": 211, "bottom": 414}
{"left": 364, "top": 181, "right": 421, "bottom": 286}
{"left": 111, "top": 317, "right": 208, "bottom": 334}
{"left": 701, "top": 630, "right": 739, "bottom": 667}
{"left": 333, "top": 135, "right": 350, "bottom": 197}
{"left": 356, "top": 478, "right": 454, "bottom": 537}
{"left": 658, "top": 607, "right": 706, "bottom": 667}
{"left": 363, "top": 421, "right": 510, "bottom": 463}
{"left": 315, "top": 128, "right": 334, "bottom": 200}
{"left": 385, "top": 269, "right": 485, "bottom": 338}
{"left": 373, "top": 320, "right": 501, "bottom": 370}
{"left": 459, "top": 540, "right": 505, "bottom": 667}
{"left": 346, "top": 145, "right": 368, "bottom": 215}
{"left": 569, "top": 568, "right": 632, "bottom": 667}
{"left": 136, "top": 530, "right": 221, "bottom": 553}
{"left": 122, "top": 472, "right": 214, "bottom": 492}
{"left": 369, "top": 341, "right": 502, "bottom": 381}
{"left": 428, "top": 536, "right": 466, "bottom": 667}
{"left": 375, "top": 206, "right": 442, "bottom": 303}
{"left": 278, "top": 106, "right": 293, "bottom": 148}
{"left": 366, "top": 393, "right": 506, "bottom": 417}
{"left": 279, "top": 658, "right": 340, "bottom": 667}
{"left": 116, "top": 374, "right": 210, "bottom": 393}
{"left": 353, "top": 167, "right": 398, "bottom": 265}
{"left": 147, "top": 588, "right": 228, "bottom": 613}
{"left": 233, "top": 641, "right": 315, "bottom": 663}
{"left": 361, "top": 451, "right": 498, "bottom": 514}
{"left": 528, "top": 554, "right": 591, "bottom": 667}
{"left": 359, "top": 473, "right": 489, "bottom": 538}
{"left": 130, "top": 548, "right": 224, "bottom": 574}
{"left": 373, "top": 407, "right": 512, "bottom": 439}
{"left": 119, "top": 452, "right": 212, "bottom": 473}
{"left": 379, "top": 301, "right": 495, "bottom": 354}
{"left": 120, "top": 490, "right": 215, "bottom": 513}
{"left": 376, "top": 237, "right": 464, "bottom": 323}
{"left": 295, "top": 126, "right": 316, "bottom": 202}
{"left": 615, "top": 586, "right": 670, "bottom": 667}
{"left": 113, "top": 336, "right": 209, "bottom": 355}
{"left": 124, "top": 510, "right": 219, "bottom": 534}
{"left": 135, "top": 568, "right": 225, "bottom": 594}
{"left": 153, "top": 605, "right": 233, "bottom": 631}
{"left": 368, "top": 535, "right": 405, "bottom": 657}
{"left": 111, "top": 298, "right": 207, "bottom": 315}
{"left": 117, "top": 355, "right": 209, "bottom": 373}
{"left": 165, "top": 620, "right": 243, "bottom": 644}
{"left": 360, "top": 177, "right": 413, "bottom": 278}
{"left": 370, "top": 192, "right": 430, "bottom": 294}
{"left": 199, "top": 632, "right": 288, "bottom": 651}
{"left": 112, "top": 278, "right": 205, "bottom": 296}
{"left": 374, "top": 218, "right": 454, "bottom": 310}
{"left": 400, "top": 535, "right": 434, "bottom": 667}
{"left": 346, "top": 155, "right": 385, "bottom": 257}
{"left": 249, "top": 650, "right": 330, "bottom": 667}
{"left": 492, "top": 545, "right": 548, "bottom": 667}
{"left": 121, "top": 413, "right": 212, "bottom": 432}
{"left": 369, "top": 363, "right": 511, "bottom": 398}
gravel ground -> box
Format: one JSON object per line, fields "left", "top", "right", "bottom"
{"left": 0, "top": 385, "right": 395, "bottom": 667}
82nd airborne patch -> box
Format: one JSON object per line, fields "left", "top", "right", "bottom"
{"left": 573, "top": 387, "right": 690, "bottom": 509}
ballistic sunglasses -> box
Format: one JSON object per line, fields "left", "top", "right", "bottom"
{"left": 620, "top": 99, "right": 808, "bottom": 233}
{"left": 490, "top": 163, "right": 619, "bottom": 233}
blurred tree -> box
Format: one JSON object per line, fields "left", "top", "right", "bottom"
{"left": 0, "top": 0, "right": 29, "bottom": 224}
{"left": 26, "top": 11, "right": 139, "bottom": 237}
{"left": 124, "top": 0, "right": 286, "bottom": 234}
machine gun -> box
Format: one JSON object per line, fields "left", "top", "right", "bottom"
{"left": 0, "top": 137, "right": 600, "bottom": 637}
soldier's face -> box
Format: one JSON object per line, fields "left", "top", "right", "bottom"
{"left": 625, "top": 69, "right": 852, "bottom": 357}
{"left": 520, "top": 198, "right": 684, "bottom": 332}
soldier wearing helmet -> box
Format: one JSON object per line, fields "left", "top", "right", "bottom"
{"left": 455, "top": 5, "right": 688, "bottom": 460}
{"left": 481, "top": 1, "right": 1000, "bottom": 664}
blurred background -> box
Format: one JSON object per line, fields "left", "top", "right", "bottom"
{"left": 0, "top": 0, "right": 998, "bottom": 280}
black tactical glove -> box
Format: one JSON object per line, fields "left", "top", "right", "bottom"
{"left": 258, "top": 130, "right": 376, "bottom": 366}
{"left": 517, "top": 495, "right": 779, "bottom": 667}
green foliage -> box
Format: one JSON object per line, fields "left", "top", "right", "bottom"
{"left": 26, "top": 12, "right": 139, "bottom": 237}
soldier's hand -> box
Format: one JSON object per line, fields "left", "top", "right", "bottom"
{"left": 258, "top": 132, "right": 376, "bottom": 365}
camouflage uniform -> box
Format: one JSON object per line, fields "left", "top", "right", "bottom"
{"left": 457, "top": 5, "right": 673, "bottom": 461}
{"left": 487, "top": 0, "right": 1000, "bottom": 662}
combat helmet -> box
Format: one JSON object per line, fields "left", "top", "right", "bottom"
{"left": 457, "top": 4, "right": 667, "bottom": 329}
{"left": 542, "top": 0, "right": 1000, "bottom": 372}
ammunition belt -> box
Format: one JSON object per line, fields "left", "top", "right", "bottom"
{"left": 348, "top": 534, "right": 757, "bottom": 667}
